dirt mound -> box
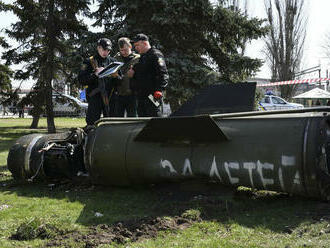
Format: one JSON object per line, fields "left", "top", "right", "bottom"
{"left": 10, "top": 218, "right": 61, "bottom": 241}
{"left": 47, "top": 213, "right": 200, "bottom": 248}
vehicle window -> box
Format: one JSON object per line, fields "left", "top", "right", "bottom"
{"left": 264, "top": 96, "right": 270, "bottom": 103}
{"left": 272, "top": 97, "right": 286, "bottom": 104}
{"left": 53, "top": 95, "right": 75, "bottom": 106}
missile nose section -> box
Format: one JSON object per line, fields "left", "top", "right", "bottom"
{"left": 7, "top": 129, "right": 85, "bottom": 182}
{"left": 7, "top": 134, "right": 47, "bottom": 181}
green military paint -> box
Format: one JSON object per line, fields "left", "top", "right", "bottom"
{"left": 7, "top": 108, "right": 330, "bottom": 200}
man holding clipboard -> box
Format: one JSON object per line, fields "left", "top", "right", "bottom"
{"left": 78, "top": 38, "right": 118, "bottom": 125}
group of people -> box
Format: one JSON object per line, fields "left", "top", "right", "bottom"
{"left": 78, "top": 33, "right": 169, "bottom": 126}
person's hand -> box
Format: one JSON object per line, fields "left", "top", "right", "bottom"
{"left": 95, "top": 67, "right": 104, "bottom": 76}
{"left": 127, "top": 66, "right": 135, "bottom": 78}
{"left": 153, "top": 91, "right": 162, "bottom": 99}
{"left": 111, "top": 72, "right": 119, "bottom": 78}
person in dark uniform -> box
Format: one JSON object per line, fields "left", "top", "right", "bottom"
{"left": 114, "top": 37, "right": 140, "bottom": 117}
{"left": 78, "top": 38, "right": 117, "bottom": 125}
{"left": 128, "top": 34, "right": 169, "bottom": 117}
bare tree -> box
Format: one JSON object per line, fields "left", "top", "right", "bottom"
{"left": 324, "top": 33, "right": 330, "bottom": 60}
{"left": 264, "top": 0, "right": 307, "bottom": 99}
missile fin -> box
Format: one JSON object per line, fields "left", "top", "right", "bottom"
{"left": 134, "top": 115, "right": 229, "bottom": 143}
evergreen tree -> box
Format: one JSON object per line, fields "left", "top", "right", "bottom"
{"left": 0, "top": 64, "right": 12, "bottom": 94}
{"left": 92, "top": 0, "right": 268, "bottom": 110}
{"left": 0, "top": 64, "right": 14, "bottom": 106}
{"left": 1, "top": 0, "right": 90, "bottom": 132}
{"left": 0, "top": 63, "right": 20, "bottom": 115}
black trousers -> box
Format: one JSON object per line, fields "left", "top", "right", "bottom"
{"left": 86, "top": 93, "right": 116, "bottom": 125}
{"left": 115, "top": 95, "right": 137, "bottom": 117}
{"left": 137, "top": 95, "right": 163, "bottom": 117}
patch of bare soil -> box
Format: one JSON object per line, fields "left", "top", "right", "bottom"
{"left": 45, "top": 182, "right": 230, "bottom": 247}
{"left": 46, "top": 215, "right": 200, "bottom": 248}
{"left": 10, "top": 221, "right": 63, "bottom": 241}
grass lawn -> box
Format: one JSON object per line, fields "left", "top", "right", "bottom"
{"left": 1, "top": 118, "right": 330, "bottom": 247}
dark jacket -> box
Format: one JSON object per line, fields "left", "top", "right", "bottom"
{"left": 131, "top": 47, "right": 169, "bottom": 96}
{"left": 78, "top": 53, "right": 116, "bottom": 97}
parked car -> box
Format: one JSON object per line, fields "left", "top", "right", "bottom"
{"left": 258, "top": 95, "right": 304, "bottom": 111}
{"left": 26, "top": 94, "right": 87, "bottom": 117}
{"left": 52, "top": 93, "right": 88, "bottom": 116}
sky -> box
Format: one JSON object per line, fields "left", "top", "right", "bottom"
{"left": 1, "top": 0, "right": 330, "bottom": 88}
{"left": 245, "top": 0, "right": 330, "bottom": 79}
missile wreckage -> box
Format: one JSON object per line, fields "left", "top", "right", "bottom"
{"left": 6, "top": 83, "right": 330, "bottom": 200}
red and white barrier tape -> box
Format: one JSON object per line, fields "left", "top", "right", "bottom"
{"left": 257, "top": 78, "right": 330, "bottom": 87}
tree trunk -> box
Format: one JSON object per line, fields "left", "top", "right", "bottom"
{"left": 45, "top": 0, "right": 56, "bottom": 133}
{"left": 30, "top": 114, "right": 40, "bottom": 129}
{"left": 45, "top": 85, "right": 55, "bottom": 133}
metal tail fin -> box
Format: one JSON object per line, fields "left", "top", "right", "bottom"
{"left": 134, "top": 115, "right": 229, "bottom": 143}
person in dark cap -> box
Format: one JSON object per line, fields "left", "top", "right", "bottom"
{"left": 127, "top": 33, "right": 169, "bottom": 117}
{"left": 78, "top": 38, "right": 117, "bottom": 126}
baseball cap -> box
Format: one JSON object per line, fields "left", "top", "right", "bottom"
{"left": 97, "top": 38, "right": 112, "bottom": 50}
{"left": 131, "top": 33, "right": 149, "bottom": 43}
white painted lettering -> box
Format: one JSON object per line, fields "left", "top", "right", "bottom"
{"left": 243, "top": 162, "right": 256, "bottom": 188}
{"left": 280, "top": 155, "right": 296, "bottom": 191}
{"left": 293, "top": 171, "right": 300, "bottom": 185}
{"left": 281, "top": 155, "right": 296, "bottom": 166}
{"left": 257, "top": 160, "right": 274, "bottom": 189}
{"left": 209, "top": 156, "right": 222, "bottom": 182}
{"left": 182, "top": 158, "right": 193, "bottom": 176}
{"left": 160, "top": 159, "right": 177, "bottom": 174}
{"left": 225, "top": 162, "right": 239, "bottom": 184}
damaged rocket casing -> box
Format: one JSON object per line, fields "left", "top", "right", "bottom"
{"left": 7, "top": 108, "right": 330, "bottom": 200}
